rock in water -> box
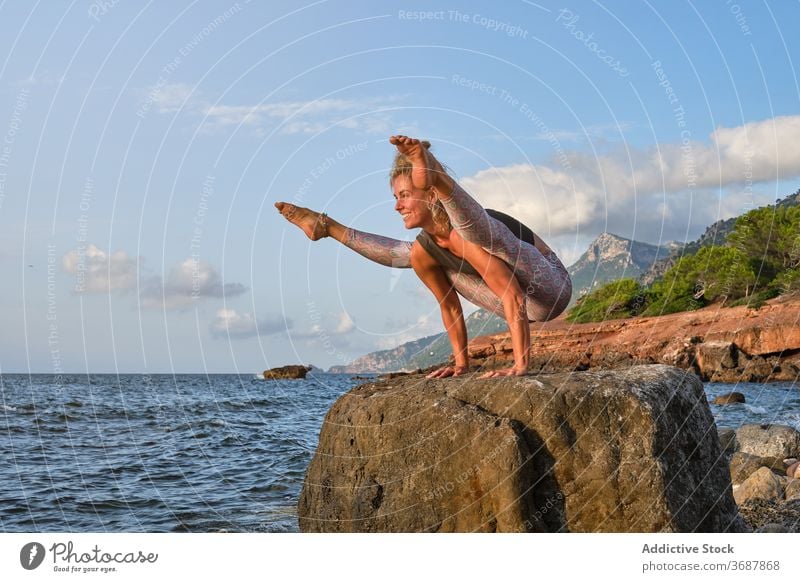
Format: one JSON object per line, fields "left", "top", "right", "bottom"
{"left": 298, "top": 365, "right": 745, "bottom": 532}
{"left": 263, "top": 365, "right": 311, "bottom": 379}
{"left": 713, "top": 392, "right": 745, "bottom": 405}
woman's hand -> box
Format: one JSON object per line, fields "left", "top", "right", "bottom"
{"left": 478, "top": 367, "right": 529, "bottom": 379}
{"left": 426, "top": 365, "right": 469, "bottom": 379}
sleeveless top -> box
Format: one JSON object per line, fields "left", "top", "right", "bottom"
{"left": 415, "top": 209, "right": 536, "bottom": 276}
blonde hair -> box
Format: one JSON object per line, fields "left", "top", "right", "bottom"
{"left": 389, "top": 140, "right": 451, "bottom": 232}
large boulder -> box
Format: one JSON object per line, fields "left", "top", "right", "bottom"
{"left": 729, "top": 452, "right": 774, "bottom": 485}
{"left": 298, "top": 365, "right": 745, "bottom": 532}
{"left": 695, "top": 341, "right": 739, "bottom": 380}
{"left": 733, "top": 467, "right": 785, "bottom": 505}
{"left": 735, "top": 424, "right": 800, "bottom": 459}
{"left": 717, "top": 428, "right": 737, "bottom": 456}
{"left": 784, "top": 479, "right": 800, "bottom": 501}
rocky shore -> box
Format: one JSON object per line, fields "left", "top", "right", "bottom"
{"left": 466, "top": 295, "right": 800, "bottom": 382}
{"left": 720, "top": 423, "right": 800, "bottom": 532}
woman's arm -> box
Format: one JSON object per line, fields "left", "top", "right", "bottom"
{"left": 479, "top": 256, "right": 531, "bottom": 377}
{"left": 455, "top": 234, "right": 531, "bottom": 377}
{"left": 410, "top": 242, "right": 469, "bottom": 378}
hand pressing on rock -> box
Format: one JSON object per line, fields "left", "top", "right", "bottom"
{"left": 479, "top": 367, "right": 529, "bottom": 379}
{"left": 426, "top": 365, "right": 469, "bottom": 379}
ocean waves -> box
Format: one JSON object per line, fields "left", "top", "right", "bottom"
{"left": 0, "top": 372, "right": 354, "bottom": 532}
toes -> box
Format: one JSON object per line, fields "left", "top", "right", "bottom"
{"left": 391, "top": 135, "right": 415, "bottom": 147}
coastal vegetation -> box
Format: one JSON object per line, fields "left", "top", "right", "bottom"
{"left": 567, "top": 203, "right": 800, "bottom": 323}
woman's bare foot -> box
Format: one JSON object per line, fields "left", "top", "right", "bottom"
{"left": 390, "top": 135, "right": 433, "bottom": 190}
{"left": 390, "top": 135, "right": 452, "bottom": 198}
{"left": 274, "top": 202, "right": 327, "bottom": 241}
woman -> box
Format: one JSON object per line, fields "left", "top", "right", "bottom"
{"left": 275, "top": 135, "right": 572, "bottom": 378}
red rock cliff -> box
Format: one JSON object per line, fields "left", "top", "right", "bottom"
{"left": 467, "top": 295, "right": 800, "bottom": 383}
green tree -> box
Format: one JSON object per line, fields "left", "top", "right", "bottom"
{"left": 726, "top": 205, "right": 800, "bottom": 290}
{"left": 641, "top": 246, "right": 756, "bottom": 315}
{"left": 693, "top": 245, "right": 756, "bottom": 301}
{"left": 773, "top": 267, "right": 800, "bottom": 295}
{"left": 567, "top": 278, "right": 646, "bottom": 323}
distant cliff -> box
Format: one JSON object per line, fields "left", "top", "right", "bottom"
{"left": 328, "top": 310, "right": 507, "bottom": 374}
{"left": 328, "top": 333, "right": 440, "bottom": 374}
{"left": 568, "top": 233, "right": 679, "bottom": 303}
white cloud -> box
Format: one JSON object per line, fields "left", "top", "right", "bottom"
{"left": 210, "top": 308, "right": 288, "bottom": 339}
{"left": 460, "top": 115, "right": 800, "bottom": 247}
{"left": 61, "top": 246, "right": 248, "bottom": 309}
{"left": 374, "top": 313, "right": 439, "bottom": 350}
{"left": 135, "top": 82, "right": 198, "bottom": 117}
{"left": 61, "top": 244, "right": 138, "bottom": 293}
{"left": 141, "top": 258, "right": 246, "bottom": 310}
{"left": 204, "top": 98, "right": 358, "bottom": 125}
{"left": 152, "top": 83, "right": 195, "bottom": 113}
{"left": 200, "top": 96, "right": 400, "bottom": 135}
{"left": 335, "top": 311, "right": 355, "bottom": 334}
{"left": 289, "top": 310, "right": 357, "bottom": 340}
{"left": 145, "top": 87, "right": 404, "bottom": 136}
{"left": 712, "top": 115, "right": 800, "bottom": 183}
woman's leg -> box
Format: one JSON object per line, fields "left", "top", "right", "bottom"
{"left": 275, "top": 202, "right": 412, "bottom": 268}
{"left": 437, "top": 183, "right": 572, "bottom": 321}
{"left": 342, "top": 228, "right": 413, "bottom": 268}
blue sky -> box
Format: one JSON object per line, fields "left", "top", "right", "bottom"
{"left": 1, "top": 0, "right": 799, "bottom": 373}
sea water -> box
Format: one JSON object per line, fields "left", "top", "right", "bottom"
{"left": 0, "top": 373, "right": 360, "bottom": 532}
{"left": 0, "top": 373, "right": 796, "bottom": 532}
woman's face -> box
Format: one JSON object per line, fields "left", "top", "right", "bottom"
{"left": 392, "top": 175, "right": 433, "bottom": 229}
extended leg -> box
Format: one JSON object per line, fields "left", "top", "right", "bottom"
{"left": 275, "top": 202, "right": 412, "bottom": 268}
